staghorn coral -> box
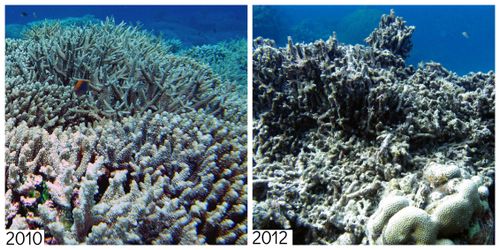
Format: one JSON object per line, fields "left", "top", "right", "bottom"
{"left": 6, "top": 18, "right": 245, "bottom": 126}
{"left": 6, "top": 15, "right": 100, "bottom": 39}
{"left": 6, "top": 76, "right": 100, "bottom": 132}
{"left": 252, "top": 10, "right": 494, "bottom": 244}
{"left": 181, "top": 39, "right": 248, "bottom": 91}
{"left": 6, "top": 111, "right": 247, "bottom": 244}
{"left": 365, "top": 9, "right": 415, "bottom": 59}
{"left": 6, "top": 15, "right": 247, "bottom": 245}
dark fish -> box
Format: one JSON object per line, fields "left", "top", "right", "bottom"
{"left": 20, "top": 12, "right": 29, "bottom": 17}
{"left": 73, "top": 79, "right": 90, "bottom": 96}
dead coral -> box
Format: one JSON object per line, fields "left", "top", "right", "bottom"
{"left": 252, "top": 10, "right": 494, "bottom": 244}
{"left": 365, "top": 9, "right": 415, "bottom": 59}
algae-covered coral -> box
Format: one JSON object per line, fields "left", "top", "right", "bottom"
{"left": 252, "top": 10, "right": 494, "bottom": 245}
{"left": 6, "top": 17, "right": 247, "bottom": 245}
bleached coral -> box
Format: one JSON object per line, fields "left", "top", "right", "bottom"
{"left": 366, "top": 195, "right": 410, "bottom": 243}
{"left": 429, "top": 179, "right": 481, "bottom": 237}
{"left": 382, "top": 206, "right": 437, "bottom": 244}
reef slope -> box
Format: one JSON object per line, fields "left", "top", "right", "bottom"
{"left": 252, "top": 10, "right": 494, "bottom": 245}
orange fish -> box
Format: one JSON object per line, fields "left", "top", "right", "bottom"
{"left": 73, "top": 79, "right": 90, "bottom": 96}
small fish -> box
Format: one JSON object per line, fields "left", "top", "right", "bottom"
{"left": 73, "top": 79, "right": 90, "bottom": 96}
{"left": 20, "top": 12, "right": 29, "bottom": 17}
{"left": 462, "top": 31, "right": 469, "bottom": 39}
{"left": 32, "top": 12, "right": 37, "bottom": 18}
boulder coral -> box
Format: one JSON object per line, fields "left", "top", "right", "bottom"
{"left": 367, "top": 176, "right": 488, "bottom": 245}
{"left": 423, "top": 162, "right": 462, "bottom": 187}
{"left": 429, "top": 180, "right": 481, "bottom": 237}
{"left": 366, "top": 195, "right": 409, "bottom": 243}
{"left": 382, "top": 206, "right": 437, "bottom": 244}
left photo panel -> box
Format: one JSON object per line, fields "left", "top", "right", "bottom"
{"left": 5, "top": 5, "right": 247, "bottom": 244}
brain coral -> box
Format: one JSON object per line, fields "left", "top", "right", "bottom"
{"left": 367, "top": 177, "right": 487, "bottom": 245}
{"left": 382, "top": 206, "right": 437, "bottom": 244}
{"left": 366, "top": 195, "right": 409, "bottom": 243}
{"left": 252, "top": 10, "right": 494, "bottom": 244}
{"left": 429, "top": 180, "right": 481, "bottom": 237}
{"left": 6, "top": 111, "right": 247, "bottom": 244}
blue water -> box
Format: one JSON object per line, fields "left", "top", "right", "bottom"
{"left": 254, "top": 6, "right": 495, "bottom": 75}
{"left": 6, "top": 5, "right": 247, "bottom": 47}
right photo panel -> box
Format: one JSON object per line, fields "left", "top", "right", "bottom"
{"left": 252, "top": 5, "right": 495, "bottom": 245}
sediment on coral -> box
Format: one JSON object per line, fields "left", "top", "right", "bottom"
{"left": 252, "top": 10, "right": 494, "bottom": 245}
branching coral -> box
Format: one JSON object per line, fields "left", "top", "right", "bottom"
{"left": 181, "top": 39, "right": 248, "bottom": 91}
{"left": 6, "top": 18, "right": 245, "bottom": 124}
{"left": 6, "top": 111, "right": 247, "bottom": 244}
{"left": 6, "top": 16, "right": 247, "bottom": 245}
{"left": 365, "top": 9, "right": 415, "bottom": 59}
{"left": 252, "top": 10, "right": 494, "bottom": 245}
{"left": 6, "top": 76, "right": 100, "bottom": 132}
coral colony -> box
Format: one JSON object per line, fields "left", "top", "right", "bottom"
{"left": 6, "top": 18, "right": 247, "bottom": 244}
{"left": 253, "top": 10, "right": 494, "bottom": 244}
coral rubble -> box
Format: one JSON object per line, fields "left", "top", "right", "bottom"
{"left": 252, "top": 10, "right": 494, "bottom": 245}
{"left": 6, "top": 18, "right": 247, "bottom": 244}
